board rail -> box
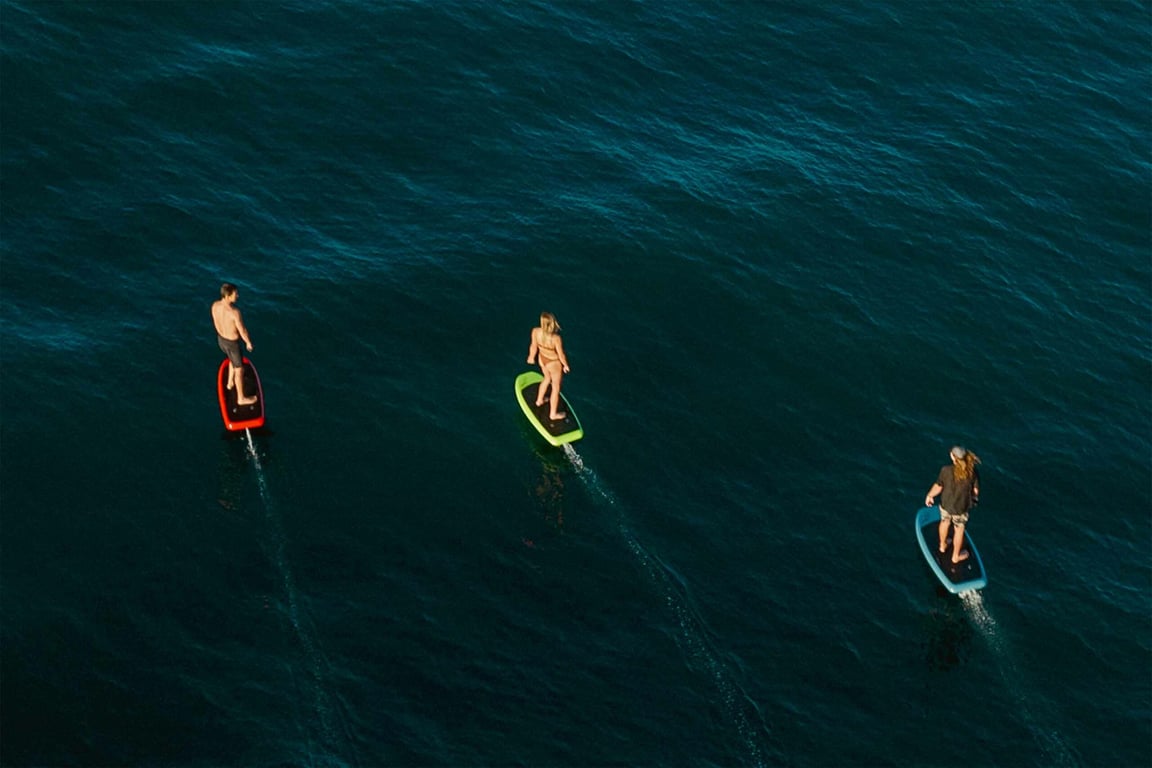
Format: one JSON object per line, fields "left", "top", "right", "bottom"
{"left": 514, "top": 371, "right": 582, "bottom": 446}
{"left": 217, "top": 357, "right": 265, "bottom": 431}
{"left": 915, "top": 505, "right": 987, "bottom": 594}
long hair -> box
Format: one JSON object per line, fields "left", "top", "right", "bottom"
{"left": 953, "top": 449, "right": 981, "bottom": 482}
{"left": 539, "top": 312, "right": 560, "bottom": 336}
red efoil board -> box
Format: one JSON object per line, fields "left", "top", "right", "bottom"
{"left": 217, "top": 357, "right": 265, "bottom": 431}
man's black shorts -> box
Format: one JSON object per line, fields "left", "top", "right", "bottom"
{"left": 218, "top": 335, "right": 243, "bottom": 368}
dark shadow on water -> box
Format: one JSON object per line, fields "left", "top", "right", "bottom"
{"left": 514, "top": 413, "right": 576, "bottom": 536}
{"left": 530, "top": 443, "right": 569, "bottom": 532}
{"left": 922, "top": 596, "right": 976, "bottom": 672}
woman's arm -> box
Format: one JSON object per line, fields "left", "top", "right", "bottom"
{"left": 554, "top": 336, "right": 570, "bottom": 372}
{"left": 527, "top": 329, "right": 538, "bottom": 364}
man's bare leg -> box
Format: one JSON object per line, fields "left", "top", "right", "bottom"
{"left": 234, "top": 363, "right": 257, "bottom": 406}
{"left": 938, "top": 519, "right": 949, "bottom": 554}
{"left": 951, "top": 524, "right": 969, "bottom": 563}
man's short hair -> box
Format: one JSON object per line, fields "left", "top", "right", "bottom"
{"left": 220, "top": 283, "right": 238, "bottom": 299}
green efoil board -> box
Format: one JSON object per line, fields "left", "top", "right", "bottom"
{"left": 514, "top": 371, "right": 583, "bottom": 446}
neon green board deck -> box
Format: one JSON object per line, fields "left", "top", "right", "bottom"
{"left": 514, "top": 371, "right": 584, "bottom": 446}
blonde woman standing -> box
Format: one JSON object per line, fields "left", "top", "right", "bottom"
{"left": 527, "top": 312, "right": 571, "bottom": 421}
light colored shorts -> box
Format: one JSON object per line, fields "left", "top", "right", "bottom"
{"left": 940, "top": 507, "right": 969, "bottom": 526}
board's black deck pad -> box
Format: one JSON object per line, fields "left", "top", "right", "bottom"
{"left": 220, "top": 361, "right": 263, "bottom": 416}
{"left": 520, "top": 382, "right": 576, "bottom": 438}
{"left": 920, "top": 521, "right": 984, "bottom": 584}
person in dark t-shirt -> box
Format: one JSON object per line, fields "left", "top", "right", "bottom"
{"left": 925, "top": 446, "right": 981, "bottom": 564}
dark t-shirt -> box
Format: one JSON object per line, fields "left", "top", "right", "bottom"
{"left": 936, "top": 464, "right": 979, "bottom": 515}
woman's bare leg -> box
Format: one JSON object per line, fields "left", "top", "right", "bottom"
{"left": 548, "top": 366, "right": 566, "bottom": 420}
{"left": 535, "top": 370, "right": 552, "bottom": 406}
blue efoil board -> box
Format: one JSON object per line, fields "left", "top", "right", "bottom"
{"left": 915, "top": 506, "right": 987, "bottom": 594}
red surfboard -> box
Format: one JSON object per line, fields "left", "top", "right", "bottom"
{"left": 217, "top": 357, "right": 265, "bottom": 431}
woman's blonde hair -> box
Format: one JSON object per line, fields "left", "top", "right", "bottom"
{"left": 951, "top": 446, "right": 981, "bottom": 481}
{"left": 540, "top": 312, "right": 561, "bottom": 335}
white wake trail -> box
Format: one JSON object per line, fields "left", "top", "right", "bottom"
{"left": 563, "top": 444, "right": 771, "bottom": 767}
{"left": 960, "top": 590, "right": 1078, "bottom": 767}
{"left": 245, "top": 430, "right": 355, "bottom": 768}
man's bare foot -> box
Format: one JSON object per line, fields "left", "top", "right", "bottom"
{"left": 939, "top": 544, "right": 947, "bottom": 554}
{"left": 951, "top": 551, "right": 970, "bottom": 564}
{"left": 238, "top": 396, "right": 258, "bottom": 406}
{"left": 535, "top": 400, "right": 546, "bottom": 407}
{"left": 227, "top": 380, "right": 235, "bottom": 390}
{"left": 549, "top": 412, "right": 567, "bottom": 421}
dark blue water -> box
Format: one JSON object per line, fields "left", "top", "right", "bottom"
{"left": 2, "top": 2, "right": 1149, "bottom": 766}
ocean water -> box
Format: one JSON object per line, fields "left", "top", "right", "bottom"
{"left": 1, "top": 1, "right": 1149, "bottom": 766}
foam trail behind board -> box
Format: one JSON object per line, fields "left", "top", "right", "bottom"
{"left": 563, "top": 444, "right": 771, "bottom": 767}
{"left": 245, "top": 429, "right": 356, "bottom": 768}
{"left": 960, "top": 591, "right": 1079, "bottom": 767}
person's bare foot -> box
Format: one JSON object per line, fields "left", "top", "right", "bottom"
{"left": 951, "top": 551, "right": 970, "bottom": 564}
{"left": 549, "top": 412, "right": 567, "bottom": 421}
{"left": 238, "top": 396, "right": 258, "bottom": 406}
{"left": 535, "top": 400, "right": 546, "bottom": 407}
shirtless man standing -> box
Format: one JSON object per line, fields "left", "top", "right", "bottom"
{"left": 212, "top": 283, "right": 257, "bottom": 406}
